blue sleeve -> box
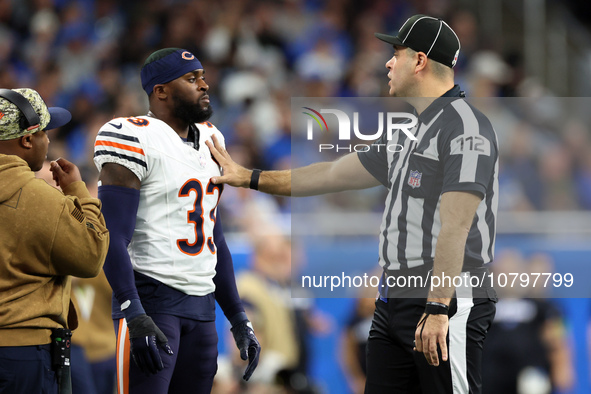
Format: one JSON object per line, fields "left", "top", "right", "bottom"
{"left": 98, "top": 185, "right": 142, "bottom": 313}
{"left": 213, "top": 213, "right": 246, "bottom": 325}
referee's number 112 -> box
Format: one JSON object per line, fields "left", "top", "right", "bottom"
{"left": 459, "top": 136, "right": 485, "bottom": 152}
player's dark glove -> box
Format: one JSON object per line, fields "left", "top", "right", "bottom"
{"left": 125, "top": 309, "right": 173, "bottom": 376}
{"left": 231, "top": 319, "right": 261, "bottom": 381}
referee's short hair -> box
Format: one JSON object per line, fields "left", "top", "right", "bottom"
{"left": 406, "top": 47, "right": 454, "bottom": 80}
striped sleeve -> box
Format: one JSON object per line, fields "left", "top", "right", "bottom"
{"left": 439, "top": 100, "right": 498, "bottom": 198}
{"left": 357, "top": 132, "right": 390, "bottom": 187}
{"left": 94, "top": 120, "right": 148, "bottom": 181}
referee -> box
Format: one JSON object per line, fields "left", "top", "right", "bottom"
{"left": 207, "top": 14, "right": 498, "bottom": 394}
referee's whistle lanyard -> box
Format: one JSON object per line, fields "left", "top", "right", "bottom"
{"left": 417, "top": 313, "right": 430, "bottom": 339}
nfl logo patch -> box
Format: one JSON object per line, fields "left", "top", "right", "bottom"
{"left": 408, "top": 170, "right": 422, "bottom": 189}
{"left": 197, "top": 152, "right": 207, "bottom": 169}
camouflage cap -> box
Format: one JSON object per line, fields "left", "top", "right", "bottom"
{"left": 0, "top": 88, "right": 71, "bottom": 141}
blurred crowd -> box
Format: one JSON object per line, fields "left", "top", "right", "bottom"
{"left": 1, "top": 0, "right": 589, "bottom": 227}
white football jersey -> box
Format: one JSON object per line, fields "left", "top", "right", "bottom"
{"left": 94, "top": 115, "right": 224, "bottom": 296}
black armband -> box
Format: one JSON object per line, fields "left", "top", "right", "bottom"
{"left": 425, "top": 301, "right": 449, "bottom": 316}
{"left": 249, "top": 169, "right": 262, "bottom": 190}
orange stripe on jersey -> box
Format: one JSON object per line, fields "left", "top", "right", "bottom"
{"left": 116, "top": 318, "right": 130, "bottom": 394}
{"left": 95, "top": 140, "right": 145, "bottom": 156}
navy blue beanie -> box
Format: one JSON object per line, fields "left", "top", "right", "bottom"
{"left": 140, "top": 48, "right": 203, "bottom": 95}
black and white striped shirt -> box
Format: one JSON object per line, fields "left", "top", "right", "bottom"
{"left": 357, "top": 86, "right": 499, "bottom": 272}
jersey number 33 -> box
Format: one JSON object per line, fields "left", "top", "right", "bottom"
{"left": 177, "top": 179, "right": 222, "bottom": 256}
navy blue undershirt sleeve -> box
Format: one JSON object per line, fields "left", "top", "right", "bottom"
{"left": 98, "top": 185, "right": 142, "bottom": 311}
{"left": 212, "top": 213, "right": 246, "bottom": 324}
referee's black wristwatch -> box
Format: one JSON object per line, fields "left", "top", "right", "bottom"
{"left": 249, "top": 169, "right": 262, "bottom": 190}
{"left": 424, "top": 301, "right": 449, "bottom": 316}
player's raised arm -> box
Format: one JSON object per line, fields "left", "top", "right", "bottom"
{"left": 206, "top": 135, "right": 381, "bottom": 196}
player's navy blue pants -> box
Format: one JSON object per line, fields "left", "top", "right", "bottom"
{"left": 365, "top": 296, "right": 496, "bottom": 394}
{"left": 0, "top": 344, "right": 57, "bottom": 393}
{"left": 114, "top": 314, "right": 217, "bottom": 394}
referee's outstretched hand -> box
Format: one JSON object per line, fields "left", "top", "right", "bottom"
{"left": 414, "top": 313, "right": 449, "bottom": 366}
{"left": 206, "top": 135, "right": 251, "bottom": 188}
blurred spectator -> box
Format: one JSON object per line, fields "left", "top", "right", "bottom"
{"left": 466, "top": 51, "right": 513, "bottom": 97}
{"left": 70, "top": 273, "right": 117, "bottom": 394}
{"left": 234, "top": 232, "right": 326, "bottom": 393}
{"left": 483, "top": 250, "right": 575, "bottom": 394}
{"left": 236, "top": 234, "right": 302, "bottom": 388}
{"left": 340, "top": 285, "right": 377, "bottom": 394}
{"left": 239, "top": 234, "right": 299, "bottom": 379}
{"left": 538, "top": 142, "right": 578, "bottom": 210}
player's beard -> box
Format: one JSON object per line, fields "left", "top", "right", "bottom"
{"left": 171, "top": 94, "right": 213, "bottom": 124}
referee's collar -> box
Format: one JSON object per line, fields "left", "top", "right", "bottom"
{"left": 418, "top": 84, "right": 465, "bottom": 124}
{"left": 442, "top": 84, "right": 464, "bottom": 98}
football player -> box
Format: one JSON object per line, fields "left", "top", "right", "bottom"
{"left": 94, "top": 48, "right": 260, "bottom": 393}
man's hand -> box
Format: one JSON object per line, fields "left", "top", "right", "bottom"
{"left": 127, "top": 314, "right": 173, "bottom": 375}
{"left": 205, "top": 135, "right": 252, "bottom": 188}
{"left": 49, "top": 157, "right": 82, "bottom": 189}
{"left": 414, "top": 313, "right": 449, "bottom": 366}
{"left": 231, "top": 320, "right": 261, "bottom": 381}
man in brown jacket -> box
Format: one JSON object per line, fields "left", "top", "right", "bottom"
{"left": 0, "top": 88, "right": 109, "bottom": 394}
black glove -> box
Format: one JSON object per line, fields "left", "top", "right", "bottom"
{"left": 127, "top": 314, "right": 174, "bottom": 375}
{"left": 231, "top": 320, "right": 261, "bottom": 381}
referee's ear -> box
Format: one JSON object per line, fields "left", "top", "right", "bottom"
{"left": 414, "top": 51, "right": 428, "bottom": 74}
